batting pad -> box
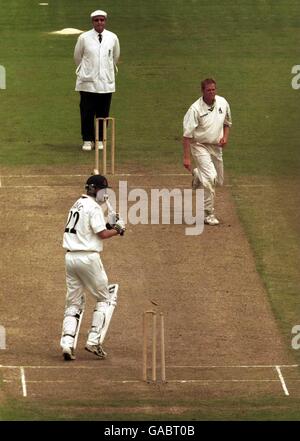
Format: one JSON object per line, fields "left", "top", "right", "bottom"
{"left": 100, "top": 283, "right": 118, "bottom": 344}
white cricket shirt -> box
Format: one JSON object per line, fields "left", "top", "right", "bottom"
{"left": 183, "top": 95, "right": 232, "bottom": 145}
{"left": 63, "top": 195, "right": 106, "bottom": 252}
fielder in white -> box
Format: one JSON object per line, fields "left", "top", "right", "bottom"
{"left": 183, "top": 78, "right": 232, "bottom": 225}
{"left": 60, "top": 175, "right": 125, "bottom": 361}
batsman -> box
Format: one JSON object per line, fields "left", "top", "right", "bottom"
{"left": 60, "top": 174, "right": 125, "bottom": 361}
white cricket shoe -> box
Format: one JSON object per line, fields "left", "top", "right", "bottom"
{"left": 204, "top": 214, "right": 220, "bottom": 226}
{"left": 85, "top": 343, "right": 107, "bottom": 359}
{"left": 95, "top": 141, "right": 104, "bottom": 150}
{"left": 62, "top": 346, "right": 76, "bottom": 361}
{"left": 82, "top": 141, "right": 93, "bottom": 151}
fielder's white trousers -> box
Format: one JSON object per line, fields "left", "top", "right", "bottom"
{"left": 191, "top": 143, "right": 224, "bottom": 215}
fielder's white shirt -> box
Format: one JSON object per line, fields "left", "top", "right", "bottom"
{"left": 74, "top": 29, "right": 120, "bottom": 93}
{"left": 63, "top": 195, "right": 106, "bottom": 252}
{"left": 183, "top": 95, "right": 232, "bottom": 145}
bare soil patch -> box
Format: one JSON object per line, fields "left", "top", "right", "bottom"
{"left": 0, "top": 166, "right": 295, "bottom": 414}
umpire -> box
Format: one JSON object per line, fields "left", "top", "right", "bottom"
{"left": 74, "top": 10, "right": 120, "bottom": 151}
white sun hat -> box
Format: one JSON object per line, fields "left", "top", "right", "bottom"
{"left": 90, "top": 10, "right": 107, "bottom": 18}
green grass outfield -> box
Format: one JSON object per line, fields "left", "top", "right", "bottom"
{"left": 1, "top": 0, "right": 300, "bottom": 420}
{"left": 3, "top": 396, "right": 300, "bottom": 421}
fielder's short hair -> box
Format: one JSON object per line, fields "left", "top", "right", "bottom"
{"left": 201, "top": 78, "right": 216, "bottom": 91}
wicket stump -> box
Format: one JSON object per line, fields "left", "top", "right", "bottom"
{"left": 94, "top": 117, "right": 115, "bottom": 175}
{"left": 142, "top": 310, "right": 166, "bottom": 383}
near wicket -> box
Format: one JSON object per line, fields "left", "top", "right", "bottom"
{"left": 94, "top": 117, "right": 115, "bottom": 175}
{"left": 142, "top": 310, "right": 166, "bottom": 383}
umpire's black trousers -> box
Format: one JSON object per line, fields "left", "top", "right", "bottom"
{"left": 79, "top": 91, "right": 112, "bottom": 142}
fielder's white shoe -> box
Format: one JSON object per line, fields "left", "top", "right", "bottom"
{"left": 85, "top": 343, "right": 107, "bottom": 359}
{"left": 82, "top": 141, "right": 93, "bottom": 151}
{"left": 95, "top": 141, "right": 103, "bottom": 150}
{"left": 62, "top": 346, "right": 76, "bottom": 361}
{"left": 204, "top": 214, "right": 220, "bottom": 226}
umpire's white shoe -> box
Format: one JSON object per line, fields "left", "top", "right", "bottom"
{"left": 95, "top": 141, "right": 103, "bottom": 150}
{"left": 204, "top": 214, "right": 220, "bottom": 226}
{"left": 85, "top": 343, "right": 107, "bottom": 359}
{"left": 82, "top": 141, "right": 93, "bottom": 151}
{"left": 62, "top": 346, "right": 76, "bottom": 361}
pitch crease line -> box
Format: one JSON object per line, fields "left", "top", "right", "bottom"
{"left": 0, "top": 173, "right": 190, "bottom": 178}
{"left": 169, "top": 379, "right": 280, "bottom": 383}
{"left": 20, "top": 367, "right": 27, "bottom": 397}
{"left": 0, "top": 364, "right": 298, "bottom": 369}
{"left": 0, "top": 172, "right": 276, "bottom": 183}
{"left": 26, "top": 380, "right": 141, "bottom": 384}
{"left": 0, "top": 364, "right": 139, "bottom": 369}
{"left": 167, "top": 364, "right": 298, "bottom": 369}
{"left": 275, "top": 366, "right": 289, "bottom": 396}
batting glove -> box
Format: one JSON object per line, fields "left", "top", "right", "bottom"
{"left": 114, "top": 218, "right": 126, "bottom": 236}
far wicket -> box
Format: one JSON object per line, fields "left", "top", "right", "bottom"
{"left": 94, "top": 117, "right": 115, "bottom": 175}
{"left": 142, "top": 310, "right": 166, "bottom": 383}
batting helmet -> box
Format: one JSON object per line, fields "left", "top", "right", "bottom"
{"left": 85, "top": 175, "right": 110, "bottom": 196}
{"left": 85, "top": 174, "right": 110, "bottom": 189}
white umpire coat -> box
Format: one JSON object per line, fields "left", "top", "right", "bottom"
{"left": 74, "top": 28, "right": 120, "bottom": 94}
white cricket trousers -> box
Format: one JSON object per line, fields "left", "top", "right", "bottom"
{"left": 65, "top": 251, "right": 109, "bottom": 308}
{"left": 191, "top": 144, "right": 224, "bottom": 215}
{"left": 61, "top": 251, "right": 112, "bottom": 349}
